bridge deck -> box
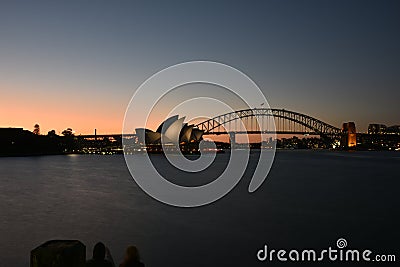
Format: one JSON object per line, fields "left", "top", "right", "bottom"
{"left": 203, "top": 131, "right": 320, "bottom": 135}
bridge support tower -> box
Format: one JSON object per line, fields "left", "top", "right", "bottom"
{"left": 341, "top": 122, "right": 357, "bottom": 148}
{"left": 229, "top": 132, "right": 236, "bottom": 149}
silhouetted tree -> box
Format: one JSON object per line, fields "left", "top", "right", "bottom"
{"left": 62, "top": 128, "right": 74, "bottom": 136}
{"left": 47, "top": 130, "right": 57, "bottom": 137}
{"left": 33, "top": 124, "right": 40, "bottom": 135}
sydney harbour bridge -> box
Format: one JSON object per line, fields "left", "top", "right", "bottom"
{"left": 194, "top": 108, "right": 342, "bottom": 137}
{"left": 80, "top": 108, "right": 351, "bottom": 147}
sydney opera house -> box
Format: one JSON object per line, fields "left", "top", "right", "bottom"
{"left": 135, "top": 115, "right": 204, "bottom": 145}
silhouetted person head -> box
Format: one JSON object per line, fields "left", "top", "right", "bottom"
{"left": 93, "top": 242, "right": 106, "bottom": 260}
{"left": 120, "top": 245, "right": 144, "bottom": 267}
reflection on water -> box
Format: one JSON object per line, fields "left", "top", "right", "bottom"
{"left": 0, "top": 151, "right": 399, "bottom": 267}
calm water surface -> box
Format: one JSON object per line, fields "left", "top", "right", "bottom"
{"left": 0, "top": 151, "right": 399, "bottom": 267}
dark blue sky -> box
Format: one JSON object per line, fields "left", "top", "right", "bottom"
{"left": 1, "top": 0, "right": 399, "bottom": 133}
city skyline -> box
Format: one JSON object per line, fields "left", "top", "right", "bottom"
{"left": 1, "top": 0, "right": 400, "bottom": 134}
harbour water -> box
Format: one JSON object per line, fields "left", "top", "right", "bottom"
{"left": 0, "top": 151, "right": 399, "bottom": 266}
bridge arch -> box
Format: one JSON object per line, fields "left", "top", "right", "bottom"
{"left": 195, "top": 108, "right": 341, "bottom": 136}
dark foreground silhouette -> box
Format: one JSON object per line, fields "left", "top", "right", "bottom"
{"left": 118, "top": 246, "right": 145, "bottom": 267}
{"left": 31, "top": 240, "right": 145, "bottom": 267}
{"left": 86, "top": 242, "right": 114, "bottom": 267}
{"left": 86, "top": 242, "right": 145, "bottom": 267}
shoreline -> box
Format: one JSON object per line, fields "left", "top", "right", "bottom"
{"left": 1, "top": 148, "right": 398, "bottom": 158}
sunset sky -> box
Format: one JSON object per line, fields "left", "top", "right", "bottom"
{"left": 1, "top": 0, "right": 399, "bottom": 135}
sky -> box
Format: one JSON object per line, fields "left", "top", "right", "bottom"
{"left": 1, "top": 0, "right": 399, "bottom": 134}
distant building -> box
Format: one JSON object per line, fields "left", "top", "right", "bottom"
{"left": 368, "top": 124, "right": 387, "bottom": 134}
{"left": 0, "top": 127, "right": 31, "bottom": 140}
{"left": 386, "top": 125, "right": 400, "bottom": 134}
{"left": 0, "top": 127, "right": 65, "bottom": 156}
{"left": 368, "top": 124, "right": 400, "bottom": 135}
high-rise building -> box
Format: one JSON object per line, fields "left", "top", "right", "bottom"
{"left": 368, "top": 124, "right": 387, "bottom": 134}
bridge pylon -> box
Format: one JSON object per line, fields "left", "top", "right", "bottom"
{"left": 229, "top": 132, "right": 236, "bottom": 148}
